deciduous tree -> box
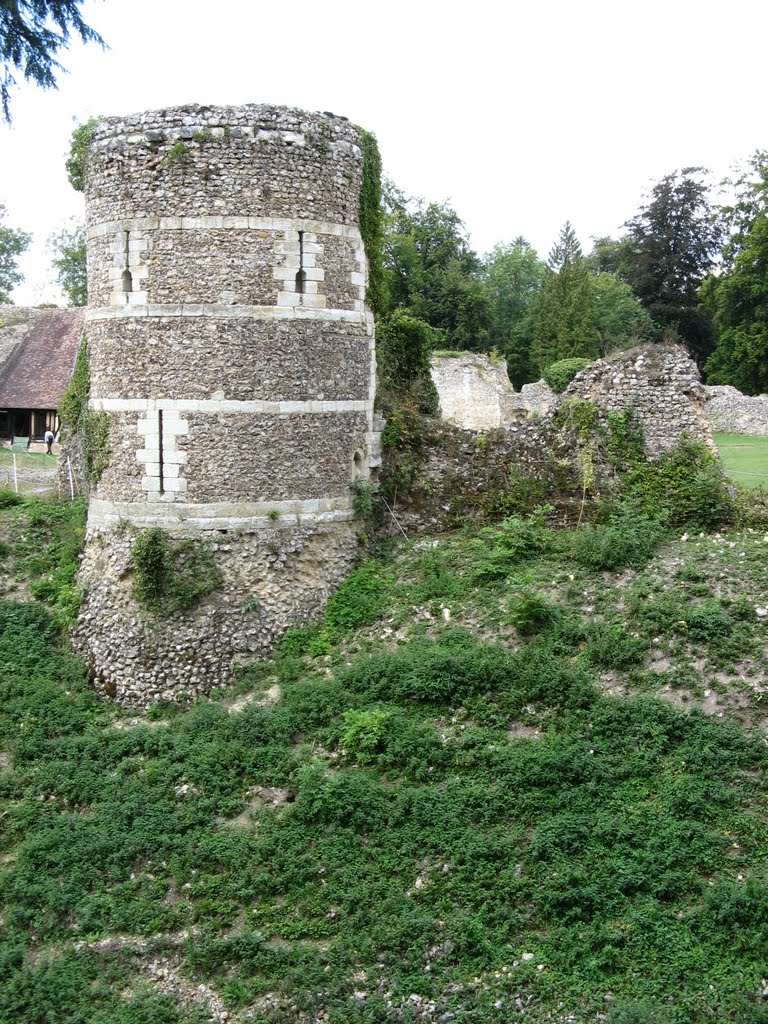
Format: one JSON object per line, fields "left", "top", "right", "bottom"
{"left": 482, "top": 238, "right": 546, "bottom": 387}
{"left": 703, "top": 151, "right": 768, "bottom": 394}
{"left": 0, "top": 203, "right": 31, "bottom": 303}
{"left": 49, "top": 222, "right": 86, "bottom": 306}
{"left": 381, "top": 182, "right": 491, "bottom": 349}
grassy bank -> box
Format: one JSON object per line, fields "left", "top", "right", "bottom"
{"left": 1, "top": 496, "right": 768, "bottom": 1023}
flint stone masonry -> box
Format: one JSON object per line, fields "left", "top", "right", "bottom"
{"left": 181, "top": 411, "right": 370, "bottom": 503}
{"left": 76, "top": 522, "right": 360, "bottom": 705}
{"left": 85, "top": 105, "right": 364, "bottom": 225}
{"left": 391, "top": 417, "right": 586, "bottom": 537}
{"left": 562, "top": 344, "right": 713, "bottom": 454}
{"left": 87, "top": 316, "right": 372, "bottom": 402}
{"left": 398, "top": 345, "right": 714, "bottom": 535}
{"left": 517, "top": 380, "right": 558, "bottom": 417}
{"left": 86, "top": 222, "right": 367, "bottom": 310}
{"left": 77, "top": 103, "right": 377, "bottom": 706}
{"left": 704, "top": 385, "right": 768, "bottom": 436}
{"left": 430, "top": 353, "right": 556, "bottom": 430}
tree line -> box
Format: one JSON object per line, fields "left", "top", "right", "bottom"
{"left": 2, "top": 156, "right": 767, "bottom": 396}
{"left": 0, "top": 4, "right": 766, "bottom": 394}
{"left": 376, "top": 159, "right": 768, "bottom": 396}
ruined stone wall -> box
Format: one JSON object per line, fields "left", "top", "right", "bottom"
{"left": 79, "top": 104, "right": 377, "bottom": 706}
{"left": 562, "top": 344, "right": 713, "bottom": 454}
{"left": 0, "top": 307, "right": 44, "bottom": 366}
{"left": 430, "top": 353, "right": 519, "bottom": 430}
{"left": 430, "top": 353, "right": 556, "bottom": 430}
{"left": 396, "top": 345, "right": 713, "bottom": 535}
{"left": 390, "top": 418, "right": 579, "bottom": 536}
{"left": 704, "top": 385, "right": 768, "bottom": 436}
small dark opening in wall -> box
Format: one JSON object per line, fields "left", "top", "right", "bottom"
{"left": 122, "top": 269, "right": 133, "bottom": 294}
{"left": 295, "top": 229, "right": 306, "bottom": 297}
{"left": 353, "top": 450, "right": 364, "bottom": 478}
{"left": 158, "top": 410, "right": 164, "bottom": 495}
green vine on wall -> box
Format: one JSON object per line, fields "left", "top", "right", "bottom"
{"left": 58, "top": 340, "right": 110, "bottom": 486}
{"left": 356, "top": 128, "right": 384, "bottom": 315}
{"left": 553, "top": 398, "right": 609, "bottom": 525}
{"left": 66, "top": 118, "right": 98, "bottom": 192}
{"left": 131, "top": 528, "right": 223, "bottom": 616}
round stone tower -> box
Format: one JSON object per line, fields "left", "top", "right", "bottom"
{"left": 75, "top": 104, "right": 379, "bottom": 705}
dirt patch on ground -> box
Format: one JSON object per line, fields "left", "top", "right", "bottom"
{"left": 0, "top": 460, "right": 59, "bottom": 498}
{"left": 226, "top": 683, "right": 282, "bottom": 714}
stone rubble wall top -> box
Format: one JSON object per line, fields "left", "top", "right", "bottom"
{"left": 85, "top": 104, "right": 365, "bottom": 226}
{"left": 704, "top": 385, "right": 768, "bottom": 436}
{"left": 430, "top": 344, "right": 712, "bottom": 454}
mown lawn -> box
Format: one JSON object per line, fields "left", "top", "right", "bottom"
{"left": 714, "top": 433, "right": 768, "bottom": 489}
{"left": 1, "top": 494, "right": 768, "bottom": 1023}
{"left": 0, "top": 449, "right": 57, "bottom": 470}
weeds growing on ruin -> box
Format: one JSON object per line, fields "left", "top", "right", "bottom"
{"left": 131, "top": 527, "right": 222, "bottom": 616}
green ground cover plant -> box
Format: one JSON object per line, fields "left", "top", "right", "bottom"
{"left": 0, "top": 493, "right": 86, "bottom": 623}
{"left": 1, "top": 498, "right": 768, "bottom": 1023}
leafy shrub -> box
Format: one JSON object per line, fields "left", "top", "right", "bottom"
{"left": 480, "top": 466, "right": 554, "bottom": 520}
{"left": 350, "top": 477, "right": 374, "bottom": 518}
{"left": 627, "top": 590, "right": 753, "bottom": 663}
{"left": 0, "top": 489, "right": 23, "bottom": 508}
{"left": 469, "top": 506, "right": 553, "bottom": 583}
{"left": 340, "top": 708, "right": 390, "bottom": 764}
{"left": 407, "top": 546, "right": 462, "bottom": 602}
{"left": 338, "top": 706, "right": 444, "bottom": 779}
{"left": 571, "top": 506, "right": 665, "bottom": 571}
{"left": 543, "top": 356, "right": 592, "bottom": 393}
{"left": 732, "top": 484, "right": 768, "bottom": 527}
{"left": 278, "top": 560, "right": 394, "bottom": 657}
{"left": 606, "top": 1000, "right": 677, "bottom": 1024}
{"left": 323, "top": 560, "right": 394, "bottom": 633}
{"left": 10, "top": 497, "right": 87, "bottom": 624}
{"left": 584, "top": 623, "right": 648, "bottom": 669}
{"left": 508, "top": 592, "right": 554, "bottom": 636}
{"left": 624, "top": 437, "right": 733, "bottom": 528}
{"left": 376, "top": 310, "right": 439, "bottom": 415}
{"left": 338, "top": 630, "right": 596, "bottom": 715}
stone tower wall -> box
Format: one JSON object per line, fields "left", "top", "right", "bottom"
{"left": 76, "top": 105, "right": 377, "bottom": 706}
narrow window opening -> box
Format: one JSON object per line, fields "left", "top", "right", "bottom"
{"left": 158, "top": 410, "right": 164, "bottom": 495}
{"left": 353, "top": 450, "right": 364, "bottom": 478}
{"left": 294, "top": 230, "right": 305, "bottom": 297}
{"left": 121, "top": 230, "right": 132, "bottom": 301}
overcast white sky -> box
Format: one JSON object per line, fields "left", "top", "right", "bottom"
{"left": 1, "top": 0, "right": 766, "bottom": 304}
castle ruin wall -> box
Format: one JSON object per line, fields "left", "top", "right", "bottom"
{"left": 704, "top": 385, "right": 768, "bottom": 436}
{"left": 76, "top": 104, "right": 377, "bottom": 706}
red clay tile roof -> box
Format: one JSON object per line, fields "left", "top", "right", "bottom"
{"left": 0, "top": 309, "right": 84, "bottom": 410}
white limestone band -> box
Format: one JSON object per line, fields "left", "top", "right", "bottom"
{"left": 88, "top": 496, "right": 355, "bottom": 531}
